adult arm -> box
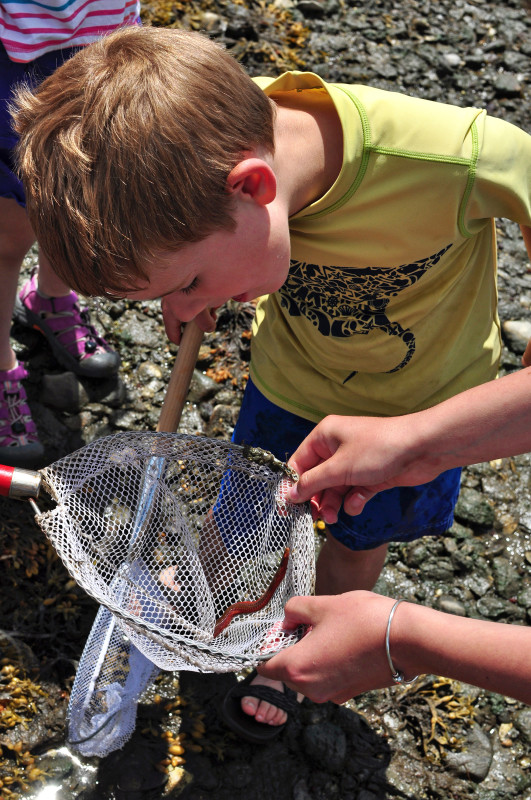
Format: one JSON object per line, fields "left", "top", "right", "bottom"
{"left": 286, "top": 367, "right": 531, "bottom": 521}
{"left": 258, "top": 591, "right": 531, "bottom": 705}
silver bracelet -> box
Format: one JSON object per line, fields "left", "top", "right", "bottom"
{"left": 385, "top": 599, "right": 419, "bottom": 685}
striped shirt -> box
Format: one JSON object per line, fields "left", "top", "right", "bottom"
{"left": 0, "top": 0, "right": 140, "bottom": 62}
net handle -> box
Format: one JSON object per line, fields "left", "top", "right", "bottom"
{"left": 157, "top": 321, "right": 204, "bottom": 433}
{"left": 0, "top": 464, "right": 41, "bottom": 499}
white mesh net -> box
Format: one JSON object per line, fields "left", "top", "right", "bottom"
{"left": 67, "top": 605, "right": 160, "bottom": 757}
{"left": 31, "top": 432, "right": 314, "bottom": 756}
{"left": 35, "top": 431, "right": 314, "bottom": 672}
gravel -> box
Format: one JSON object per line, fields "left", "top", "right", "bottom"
{"left": 2, "top": 0, "right": 531, "bottom": 798}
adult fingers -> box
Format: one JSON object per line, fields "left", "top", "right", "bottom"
{"left": 342, "top": 486, "right": 378, "bottom": 516}
{"left": 523, "top": 337, "right": 531, "bottom": 367}
{"left": 281, "top": 595, "right": 322, "bottom": 630}
{"left": 315, "top": 486, "right": 348, "bottom": 524}
{"left": 288, "top": 458, "right": 349, "bottom": 505}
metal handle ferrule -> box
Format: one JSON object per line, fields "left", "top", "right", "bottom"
{"left": 0, "top": 465, "right": 42, "bottom": 500}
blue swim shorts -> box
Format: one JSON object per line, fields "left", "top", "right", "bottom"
{"left": 229, "top": 378, "right": 462, "bottom": 552}
{"left": 0, "top": 43, "right": 79, "bottom": 206}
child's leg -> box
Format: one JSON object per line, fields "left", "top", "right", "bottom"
{"left": 15, "top": 250, "right": 121, "bottom": 378}
{"left": 0, "top": 198, "right": 34, "bottom": 368}
{"left": 0, "top": 43, "right": 120, "bottom": 379}
{"left": 315, "top": 536, "right": 388, "bottom": 595}
{"left": 0, "top": 197, "right": 44, "bottom": 465}
{"left": 35, "top": 249, "right": 75, "bottom": 297}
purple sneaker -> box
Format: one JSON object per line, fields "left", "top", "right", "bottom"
{"left": 0, "top": 361, "right": 44, "bottom": 468}
{"left": 14, "top": 272, "right": 121, "bottom": 378}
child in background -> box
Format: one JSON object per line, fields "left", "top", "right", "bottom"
{"left": 11, "top": 25, "right": 531, "bottom": 739}
{"left": 0, "top": 1, "right": 138, "bottom": 467}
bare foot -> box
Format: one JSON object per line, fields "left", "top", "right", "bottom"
{"left": 241, "top": 675, "right": 301, "bottom": 726}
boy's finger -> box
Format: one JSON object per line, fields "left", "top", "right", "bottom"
{"left": 160, "top": 301, "right": 183, "bottom": 344}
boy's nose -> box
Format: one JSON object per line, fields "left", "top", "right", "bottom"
{"left": 163, "top": 294, "right": 205, "bottom": 322}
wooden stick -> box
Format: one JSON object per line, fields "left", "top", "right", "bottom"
{"left": 157, "top": 321, "right": 205, "bottom": 433}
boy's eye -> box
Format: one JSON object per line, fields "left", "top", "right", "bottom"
{"left": 181, "top": 277, "right": 199, "bottom": 295}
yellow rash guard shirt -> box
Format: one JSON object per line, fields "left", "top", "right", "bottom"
{"left": 249, "top": 72, "right": 531, "bottom": 422}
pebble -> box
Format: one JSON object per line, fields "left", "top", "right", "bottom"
{"left": 492, "top": 555, "right": 522, "bottom": 599}
{"left": 137, "top": 361, "right": 164, "bottom": 382}
{"left": 445, "top": 724, "right": 493, "bottom": 781}
{"left": 514, "top": 709, "right": 531, "bottom": 744}
{"left": 454, "top": 487, "right": 496, "bottom": 527}
{"left": 436, "top": 595, "right": 467, "bottom": 616}
{"left": 502, "top": 319, "right": 531, "bottom": 353}
{"left": 303, "top": 722, "right": 347, "bottom": 774}
{"left": 441, "top": 52, "right": 462, "bottom": 67}
{"left": 187, "top": 369, "right": 221, "bottom": 404}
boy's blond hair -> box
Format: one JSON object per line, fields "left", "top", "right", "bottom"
{"left": 13, "top": 26, "right": 275, "bottom": 297}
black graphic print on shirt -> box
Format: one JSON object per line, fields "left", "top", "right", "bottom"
{"left": 278, "top": 244, "right": 452, "bottom": 383}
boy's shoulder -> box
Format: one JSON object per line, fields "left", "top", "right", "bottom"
{"left": 255, "top": 71, "right": 484, "bottom": 129}
{"left": 257, "top": 71, "right": 486, "bottom": 161}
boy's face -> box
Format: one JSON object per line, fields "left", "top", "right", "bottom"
{"left": 125, "top": 195, "right": 291, "bottom": 341}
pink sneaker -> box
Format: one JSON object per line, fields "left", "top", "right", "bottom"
{"left": 14, "top": 272, "right": 120, "bottom": 378}
{"left": 0, "top": 361, "right": 44, "bottom": 467}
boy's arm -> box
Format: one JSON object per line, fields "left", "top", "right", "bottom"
{"left": 287, "top": 367, "right": 531, "bottom": 521}
{"left": 257, "top": 591, "right": 531, "bottom": 705}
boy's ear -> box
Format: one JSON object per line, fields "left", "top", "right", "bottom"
{"left": 226, "top": 158, "right": 276, "bottom": 206}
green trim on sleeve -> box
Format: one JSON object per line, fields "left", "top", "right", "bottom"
{"left": 371, "top": 146, "right": 470, "bottom": 166}
{"left": 457, "top": 119, "right": 480, "bottom": 238}
{"left": 303, "top": 87, "right": 481, "bottom": 234}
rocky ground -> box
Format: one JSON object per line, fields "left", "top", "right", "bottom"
{"left": 1, "top": 0, "right": 531, "bottom": 798}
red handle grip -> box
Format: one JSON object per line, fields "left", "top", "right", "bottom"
{"left": 0, "top": 464, "right": 14, "bottom": 497}
{"left": 0, "top": 464, "right": 41, "bottom": 499}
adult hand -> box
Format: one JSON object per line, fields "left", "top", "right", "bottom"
{"left": 257, "top": 592, "right": 397, "bottom": 703}
{"left": 285, "top": 414, "right": 439, "bottom": 521}
{"left": 523, "top": 338, "right": 531, "bottom": 368}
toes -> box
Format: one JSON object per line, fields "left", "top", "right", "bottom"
{"left": 254, "top": 699, "right": 287, "bottom": 726}
{"left": 241, "top": 695, "right": 259, "bottom": 717}
{"left": 241, "top": 696, "right": 287, "bottom": 726}
{"left": 240, "top": 676, "right": 291, "bottom": 727}
{"left": 266, "top": 705, "right": 287, "bottom": 727}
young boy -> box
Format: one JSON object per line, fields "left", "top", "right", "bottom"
{"left": 12, "top": 25, "right": 531, "bottom": 739}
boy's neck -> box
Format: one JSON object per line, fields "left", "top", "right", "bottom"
{"left": 271, "top": 96, "right": 343, "bottom": 217}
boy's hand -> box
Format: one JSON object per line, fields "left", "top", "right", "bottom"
{"left": 257, "top": 592, "right": 397, "bottom": 703}
{"left": 161, "top": 301, "right": 218, "bottom": 344}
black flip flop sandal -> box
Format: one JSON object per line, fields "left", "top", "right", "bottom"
{"left": 221, "top": 670, "right": 298, "bottom": 745}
